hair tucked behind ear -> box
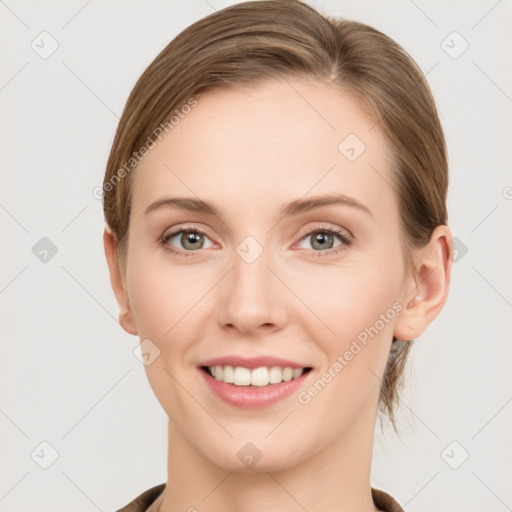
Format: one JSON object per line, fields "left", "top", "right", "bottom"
{"left": 103, "top": 0, "right": 448, "bottom": 435}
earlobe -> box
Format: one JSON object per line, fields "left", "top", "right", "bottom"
{"left": 394, "top": 225, "right": 453, "bottom": 341}
{"left": 103, "top": 228, "right": 138, "bottom": 336}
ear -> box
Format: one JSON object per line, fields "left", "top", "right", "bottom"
{"left": 103, "top": 227, "right": 138, "bottom": 335}
{"left": 394, "top": 225, "right": 453, "bottom": 341}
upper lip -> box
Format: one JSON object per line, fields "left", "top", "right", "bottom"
{"left": 198, "top": 355, "right": 312, "bottom": 370}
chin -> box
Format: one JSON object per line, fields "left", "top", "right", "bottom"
{"left": 219, "top": 455, "right": 300, "bottom": 474}
{"left": 202, "top": 438, "right": 307, "bottom": 474}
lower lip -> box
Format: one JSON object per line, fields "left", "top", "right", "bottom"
{"left": 199, "top": 368, "right": 311, "bottom": 408}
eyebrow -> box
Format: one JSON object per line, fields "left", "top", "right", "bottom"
{"left": 143, "top": 193, "right": 373, "bottom": 219}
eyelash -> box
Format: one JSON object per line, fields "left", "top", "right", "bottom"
{"left": 159, "top": 224, "right": 210, "bottom": 258}
{"left": 159, "top": 223, "right": 353, "bottom": 258}
{"left": 303, "top": 225, "right": 353, "bottom": 258}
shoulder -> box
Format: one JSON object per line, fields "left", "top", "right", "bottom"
{"left": 371, "top": 487, "right": 406, "bottom": 512}
{"left": 114, "top": 483, "right": 166, "bottom": 512}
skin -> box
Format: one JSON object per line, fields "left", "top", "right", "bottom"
{"left": 104, "top": 77, "right": 452, "bottom": 512}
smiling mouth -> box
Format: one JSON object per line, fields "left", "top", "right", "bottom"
{"left": 200, "top": 365, "right": 313, "bottom": 387}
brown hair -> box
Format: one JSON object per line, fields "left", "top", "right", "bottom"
{"left": 103, "top": 0, "right": 448, "bottom": 433}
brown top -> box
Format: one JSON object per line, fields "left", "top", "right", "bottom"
{"left": 115, "top": 483, "right": 405, "bottom": 512}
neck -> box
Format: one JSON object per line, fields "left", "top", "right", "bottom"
{"left": 159, "top": 401, "right": 380, "bottom": 512}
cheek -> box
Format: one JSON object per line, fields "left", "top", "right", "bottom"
{"left": 288, "top": 243, "right": 404, "bottom": 400}
{"left": 125, "top": 249, "right": 214, "bottom": 346}
{"left": 124, "top": 253, "right": 205, "bottom": 407}
{"left": 294, "top": 254, "right": 403, "bottom": 343}
{"left": 292, "top": 266, "right": 401, "bottom": 429}
{"left": 331, "top": 271, "right": 398, "bottom": 341}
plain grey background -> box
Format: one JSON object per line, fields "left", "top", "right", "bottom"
{"left": 1, "top": 1, "right": 511, "bottom": 511}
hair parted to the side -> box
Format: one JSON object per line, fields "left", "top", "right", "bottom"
{"left": 102, "top": 0, "right": 448, "bottom": 434}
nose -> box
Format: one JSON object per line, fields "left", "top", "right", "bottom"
{"left": 216, "top": 241, "right": 288, "bottom": 336}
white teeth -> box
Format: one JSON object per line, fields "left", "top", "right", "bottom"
{"left": 233, "top": 367, "right": 251, "bottom": 386}
{"left": 293, "top": 368, "right": 303, "bottom": 379}
{"left": 207, "top": 365, "right": 306, "bottom": 386}
{"left": 223, "top": 365, "right": 234, "bottom": 384}
{"left": 250, "top": 367, "right": 269, "bottom": 387}
{"left": 282, "top": 367, "right": 293, "bottom": 382}
{"left": 269, "top": 366, "right": 282, "bottom": 384}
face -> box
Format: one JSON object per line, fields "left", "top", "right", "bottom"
{"left": 116, "top": 78, "right": 416, "bottom": 471}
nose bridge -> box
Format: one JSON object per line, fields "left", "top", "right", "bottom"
{"left": 217, "top": 234, "right": 285, "bottom": 332}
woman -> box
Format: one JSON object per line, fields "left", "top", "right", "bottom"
{"left": 102, "top": 1, "right": 452, "bottom": 510}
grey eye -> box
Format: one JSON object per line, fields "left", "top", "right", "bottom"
{"left": 165, "top": 230, "right": 214, "bottom": 251}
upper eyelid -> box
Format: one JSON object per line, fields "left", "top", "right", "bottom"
{"left": 297, "top": 224, "right": 352, "bottom": 240}
{"left": 162, "top": 224, "right": 208, "bottom": 237}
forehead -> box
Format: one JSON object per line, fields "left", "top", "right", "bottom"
{"left": 131, "top": 78, "right": 396, "bottom": 223}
